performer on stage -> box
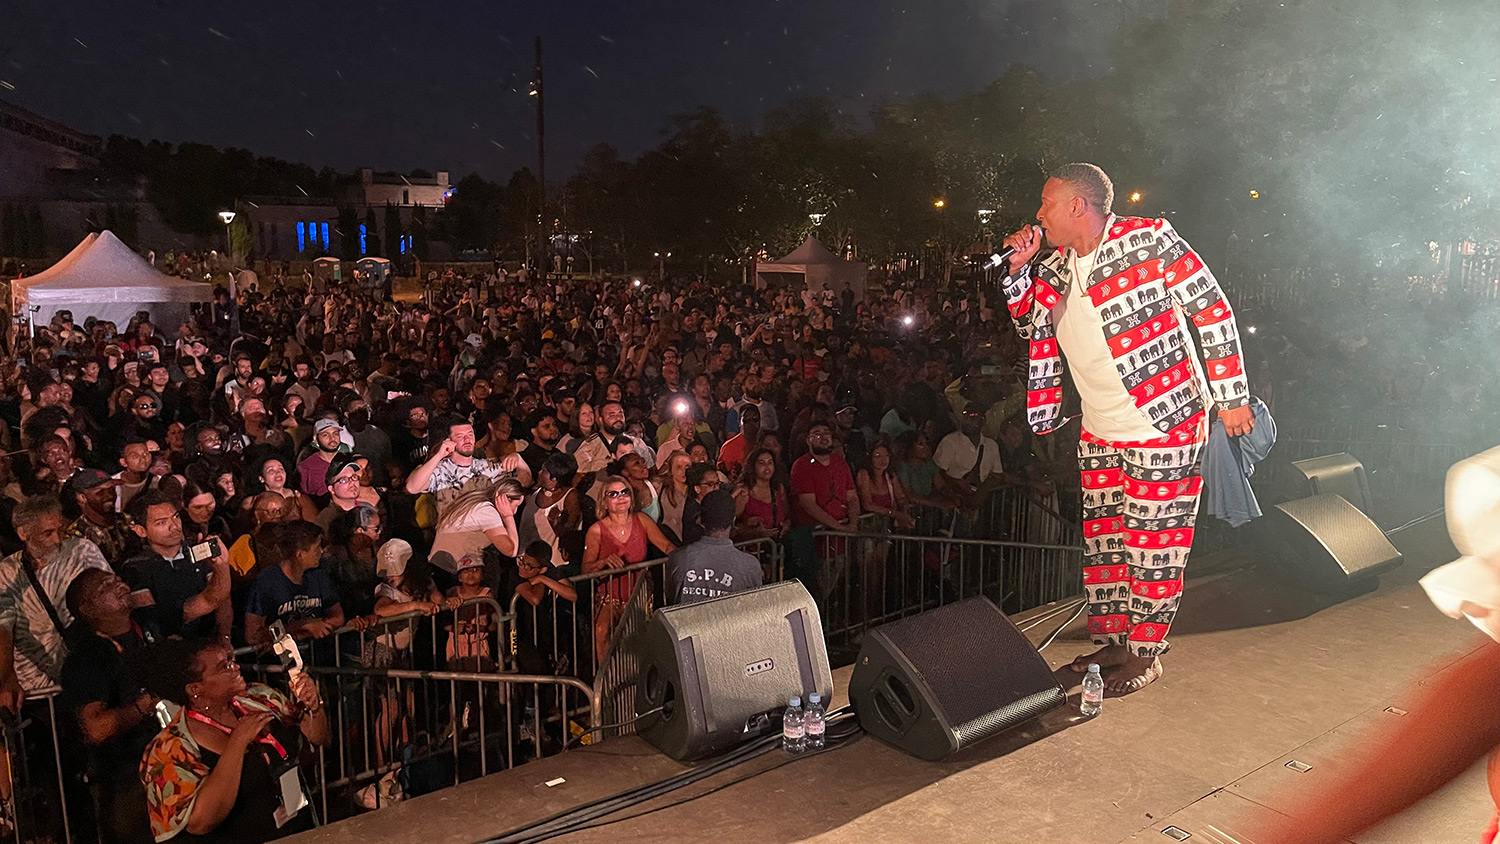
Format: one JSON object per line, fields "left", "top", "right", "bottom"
{"left": 1000, "top": 163, "right": 1254, "bottom": 694}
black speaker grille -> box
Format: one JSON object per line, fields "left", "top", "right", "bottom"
{"left": 1273, "top": 494, "right": 1402, "bottom": 579}
{"left": 874, "top": 597, "right": 1057, "bottom": 729}
{"left": 954, "top": 689, "right": 1064, "bottom": 745}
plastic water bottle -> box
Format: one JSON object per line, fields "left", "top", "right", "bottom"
{"left": 1080, "top": 664, "right": 1104, "bottom": 717}
{"left": 782, "top": 697, "right": 806, "bottom": 753}
{"left": 804, "top": 693, "right": 826, "bottom": 749}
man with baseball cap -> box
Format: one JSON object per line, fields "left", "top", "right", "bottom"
{"left": 317, "top": 454, "right": 364, "bottom": 533}
{"left": 667, "top": 489, "right": 762, "bottom": 604}
{"left": 298, "top": 417, "right": 346, "bottom": 497}
{"left": 63, "top": 469, "right": 132, "bottom": 563}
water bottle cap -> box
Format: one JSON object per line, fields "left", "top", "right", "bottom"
{"left": 808, "top": 693, "right": 821, "bottom": 703}
{"left": 1087, "top": 663, "right": 1101, "bottom": 673}
{"left": 789, "top": 696, "right": 801, "bottom": 707}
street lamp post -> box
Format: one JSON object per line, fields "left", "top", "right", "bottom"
{"left": 654, "top": 251, "right": 671, "bottom": 282}
{"left": 217, "top": 210, "right": 236, "bottom": 264}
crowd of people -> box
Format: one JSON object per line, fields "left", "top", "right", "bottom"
{"left": 0, "top": 261, "right": 1071, "bottom": 844}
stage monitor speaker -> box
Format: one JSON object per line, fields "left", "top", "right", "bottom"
{"left": 1291, "top": 453, "right": 1373, "bottom": 515}
{"left": 849, "top": 597, "right": 1065, "bottom": 762}
{"left": 1260, "top": 493, "right": 1402, "bottom": 593}
{"left": 635, "top": 581, "right": 832, "bottom": 761}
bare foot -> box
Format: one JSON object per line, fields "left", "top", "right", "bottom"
{"left": 1105, "top": 655, "right": 1163, "bottom": 694}
{"left": 1068, "top": 643, "right": 1129, "bottom": 673}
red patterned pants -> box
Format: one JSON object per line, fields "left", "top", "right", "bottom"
{"left": 1078, "top": 427, "right": 1204, "bottom": 658}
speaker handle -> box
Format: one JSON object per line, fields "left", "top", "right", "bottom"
{"left": 873, "top": 669, "right": 919, "bottom": 734}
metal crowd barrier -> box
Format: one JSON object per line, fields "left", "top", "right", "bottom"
{"left": 16, "top": 499, "right": 1082, "bottom": 840}
{"left": 225, "top": 597, "right": 599, "bottom": 824}
{"left": 812, "top": 531, "right": 1084, "bottom": 652}
{"left": 1, "top": 687, "right": 72, "bottom": 844}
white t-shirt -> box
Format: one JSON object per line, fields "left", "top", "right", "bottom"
{"left": 431, "top": 503, "right": 506, "bottom": 572}
{"left": 933, "top": 431, "right": 1003, "bottom": 482}
{"left": 1052, "top": 220, "right": 1162, "bottom": 442}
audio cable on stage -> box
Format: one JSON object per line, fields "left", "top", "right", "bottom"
{"left": 477, "top": 709, "right": 862, "bottom": 844}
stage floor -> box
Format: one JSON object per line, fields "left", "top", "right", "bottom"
{"left": 286, "top": 514, "right": 1491, "bottom": 844}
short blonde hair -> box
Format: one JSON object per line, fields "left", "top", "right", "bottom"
{"left": 593, "top": 474, "right": 634, "bottom": 521}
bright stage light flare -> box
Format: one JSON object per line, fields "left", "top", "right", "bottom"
{"left": 933, "top": 199, "right": 945, "bottom": 209}
{"left": 903, "top": 315, "right": 914, "bottom": 326}
{"left": 1128, "top": 191, "right": 1142, "bottom": 203}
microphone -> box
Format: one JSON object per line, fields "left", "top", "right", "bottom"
{"left": 984, "top": 245, "right": 1016, "bottom": 271}
{"left": 985, "top": 226, "right": 1044, "bottom": 271}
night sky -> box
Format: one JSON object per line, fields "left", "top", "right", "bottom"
{"left": 2, "top": 0, "right": 1143, "bottom": 180}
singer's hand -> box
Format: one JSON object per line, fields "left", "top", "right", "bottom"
{"left": 1002, "top": 225, "right": 1044, "bottom": 274}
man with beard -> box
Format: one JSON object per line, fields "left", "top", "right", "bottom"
{"left": 519, "top": 409, "right": 563, "bottom": 480}
{"left": 287, "top": 357, "right": 322, "bottom": 411}
{"left": 788, "top": 421, "right": 860, "bottom": 591}
{"left": 64, "top": 469, "right": 134, "bottom": 564}
{"left": 121, "top": 392, "right": 168, "bottom": 451}
{"left": 573, "top": 400, "right": 657, "bottom": 475}
{"left": 406, "top": 415, "right": 527, "bottom": 510}
{"left": 0, "top": 496, "right": 111, "bottom": 706}
{"left": 297, "top": 418, "right": 346, "bottom": 498}
{"left": 344, "top": 396, "right": 393, "bottom": 488}
{"left": 727, "top": 373, "right": 779, "bottom": 437}
{"left": 220, "top": 352, "right": 256, "bottom": 409}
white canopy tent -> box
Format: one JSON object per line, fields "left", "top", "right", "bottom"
{"left": 754, "top": 236, "right": 867, "bottom": 301}
{"left": 13, "top": 230, "right": 214, "bottom": 329}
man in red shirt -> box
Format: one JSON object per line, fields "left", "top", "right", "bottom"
{"left": 789, "top": 421, "right": 860, "bottom": 594}
{"left": 716, "top": 404, "right": 760, "bottom": 480}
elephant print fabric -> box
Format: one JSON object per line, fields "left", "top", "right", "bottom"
{"left": 1078, "top": 434, "right": 1204, "bottom": 658}
{"left": 1001, "top": 216, "right": 1250, "bottom": 439}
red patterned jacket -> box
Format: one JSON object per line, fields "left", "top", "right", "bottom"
{"left": 1002, "top": 216, "right": 1249, "bottom": 443}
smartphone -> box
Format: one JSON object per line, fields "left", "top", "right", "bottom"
{"left": 268, "top": 620, "right": 306, "bottom": 678}
{"left": 188, "top": 539, "right": 222, "bottom": 566}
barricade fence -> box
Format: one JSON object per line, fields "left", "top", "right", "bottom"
{"left": 224, "top": 597, "right": 607, "bottom": 824}
{"left": 8, "top": 486, "right": 1081, "bottom": 842}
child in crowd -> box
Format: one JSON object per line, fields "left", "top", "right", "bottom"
{"left": 444, "top": 553, "right": 497, "bottom": 672}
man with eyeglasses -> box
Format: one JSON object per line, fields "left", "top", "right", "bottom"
{"left": 317, "top": 455, "right": 365, "bottom": 534}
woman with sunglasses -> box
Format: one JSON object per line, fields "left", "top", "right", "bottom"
{"left": 581, "top": 475, "right": 676, "bottom": 662}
